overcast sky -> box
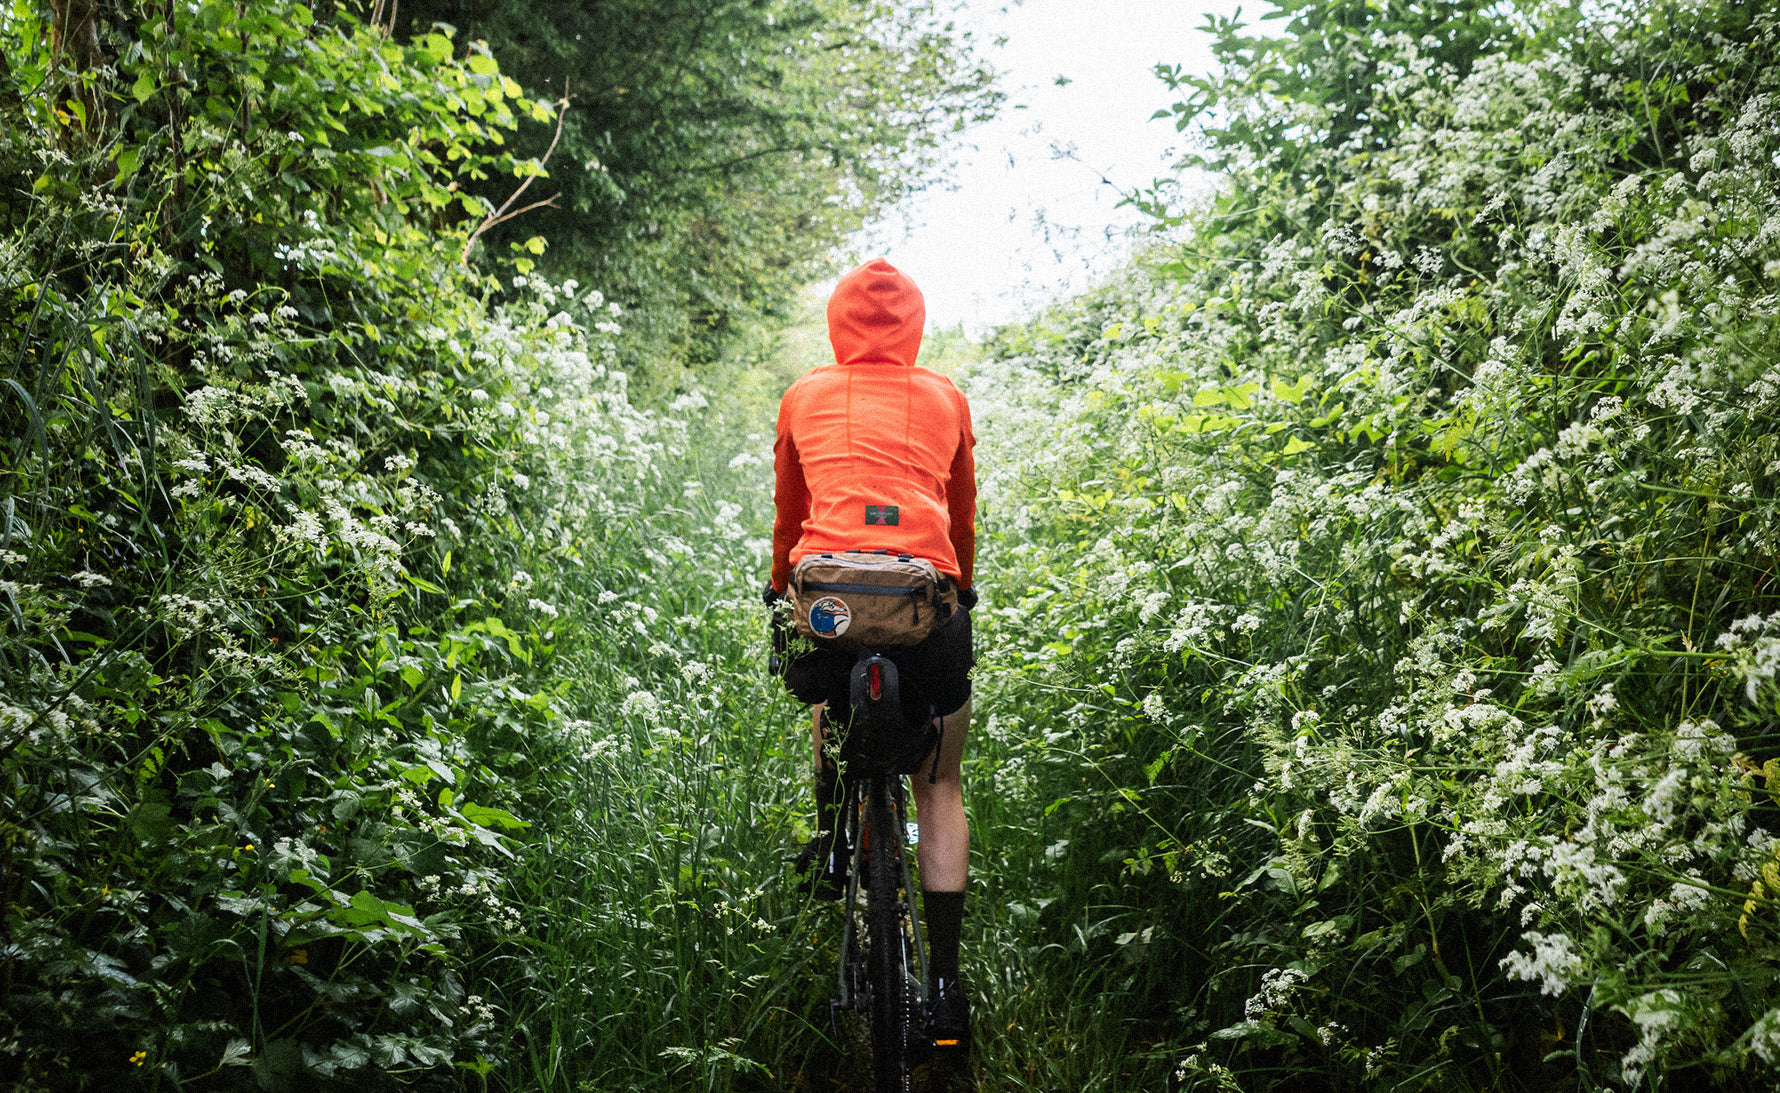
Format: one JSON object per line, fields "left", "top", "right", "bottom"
{"left": 840, "top": 0, "right": 1250, "bottom": 332}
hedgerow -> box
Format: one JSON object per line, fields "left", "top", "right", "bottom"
{"left": 962, "top": 0, "right": 1780, "bottom": 1087}
{"left": 0, "top": 2, "right": 738, "bottom": 1086}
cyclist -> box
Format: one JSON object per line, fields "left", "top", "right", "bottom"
{"left": 765, "top": 258, "right": 977, "bottom": 1056}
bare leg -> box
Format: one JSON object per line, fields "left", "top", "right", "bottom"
{"left": 810, "top": 697, "right": 970, "bottom": 889}
{"left": 909, "top": 700, "right": 970, "bottom": 891}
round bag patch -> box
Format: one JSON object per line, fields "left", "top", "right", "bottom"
{"left": 808, "top": 596, "right": 852, "bottom": 639}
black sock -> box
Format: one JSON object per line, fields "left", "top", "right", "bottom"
{"left": 924, "top": 890, "right": 965, "bottom": 980}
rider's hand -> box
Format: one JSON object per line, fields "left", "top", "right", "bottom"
{"left": 764, "top": 582, "right": 788, "bottom": 676}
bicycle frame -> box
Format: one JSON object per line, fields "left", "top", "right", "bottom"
{"left": 806, "top": 646, "right": 944, "bottom": 1090}
{"left": 824, "top": 763, "right": 937, "bottom": 1093}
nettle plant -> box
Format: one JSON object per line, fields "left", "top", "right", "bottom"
{"left": 0, "top": 1, "right": 689, "bottom": 1087}
{"left": 968, "top": 0, "right": 1780, "bottom": 1088}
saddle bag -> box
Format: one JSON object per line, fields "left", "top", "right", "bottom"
{"left": 788, "top": 550, "right": 957, "bottom": 649}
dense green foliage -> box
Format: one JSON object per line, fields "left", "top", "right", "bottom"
{"left": 0, "top": 1, "right": 819, "bottom": 1087}
{"left": 962, "top": 0, "right": 1780, "bottom": 1087}
{"left": 11, "top": 0, "right": 1780, "bottom": 1089}
{"left": 396, "top": 0, "right": 1000, "bottom": 391}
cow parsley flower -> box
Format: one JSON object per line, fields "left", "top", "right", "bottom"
{"left": 1501, "top": 931, "right": 1585, "bottom": 996}
{"left": 1751, "top": 1007, "right": 1780, "bottom": 1065}
{"left": 1244, "top": 967, "right": 1308, "bottom": 1019}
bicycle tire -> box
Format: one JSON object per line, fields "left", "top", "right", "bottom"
{"left": 865, "top": 776, "right": 910, "bottom": 1093}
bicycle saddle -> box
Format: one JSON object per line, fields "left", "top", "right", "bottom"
{"left": 841, "top": 651, "right": 938, "bottom": 774}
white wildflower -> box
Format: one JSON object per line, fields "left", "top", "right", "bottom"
{"left": 1142, "top": 692, "right": 1168, "bottom": 722}
{"left": 1244, "top": 966, "right": 1307, "bottom": 1019}
{"left": 1501, "top": 931, "right": 1586, "bottom": 996}
{"left": 1751, "top": 1007, "right": 1780, "bottom": 1065}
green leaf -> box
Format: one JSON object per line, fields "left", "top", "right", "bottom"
{"left": 130, "top": 801, "right": 174, "bottom": 842}
{"left": 460, "top": 802, "right": 529, "bottom": 831}
{"left": 1270, "top": 375, "right": 1314, "bottom": 403}
{"left": 251, "top": 1040, "right": 306, "bottom": 1089}
{"left": 404, "top": 572, "right": 445, "bottom": 594}
{"left": 417, "top": 32, "right": 454, "bottom": 64}
{"left": 131, "top": 69, "right": 156, "bottom": 103}
{"left": 464, "top": 617, "right": 524, "bottom": 658}
{"left": 336, "top": 889, "right": 402, "bottom": 929}
{"left": 287, "top": 869, "right": 326, "bottom": 893}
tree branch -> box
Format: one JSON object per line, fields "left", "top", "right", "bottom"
{"left": 461, "top": 84, "right": 571, "bottom": 264}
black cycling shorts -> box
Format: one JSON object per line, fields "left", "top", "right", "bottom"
{"left": 782, "top": 605, "right": 974, "bottom": 723}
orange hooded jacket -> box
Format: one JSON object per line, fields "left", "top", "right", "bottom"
{"left": 771, "top": 259, "right": 976, "bottom": 592}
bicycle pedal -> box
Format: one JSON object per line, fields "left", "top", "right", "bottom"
{"left": 921, "top": 978, "right": 971, "bottom": 1059}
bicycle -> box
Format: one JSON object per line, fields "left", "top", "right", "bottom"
{"left": 819, "top": 649, "right": 949, "bottom": 1093}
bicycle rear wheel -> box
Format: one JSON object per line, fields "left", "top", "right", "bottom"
{"left": 864, "top": 776, "right": 911, "bottom": 1093}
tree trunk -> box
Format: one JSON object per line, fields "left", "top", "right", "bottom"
{"left": 47, "top": 0, "right": 111, "bottom": 73}
{"left": 44, "top": 0, "right": 114, "bottom": 133}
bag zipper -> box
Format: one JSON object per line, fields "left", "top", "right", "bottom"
{"left": 799, "top": 579, "right": 930, "bottom": 598}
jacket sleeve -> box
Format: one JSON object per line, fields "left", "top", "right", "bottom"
{"left": 946, "top": 392, "right": 978, "bottom": 590}
{"left": 771, "top": 412, "right": 809, "bottom": 593}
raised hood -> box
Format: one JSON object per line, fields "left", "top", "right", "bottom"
{"left": 826, "top": 258, "right": 925, "bottom": 367}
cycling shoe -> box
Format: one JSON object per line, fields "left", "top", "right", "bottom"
{"left": 922, "top": 976, "right": 971, "bottom": 1057}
